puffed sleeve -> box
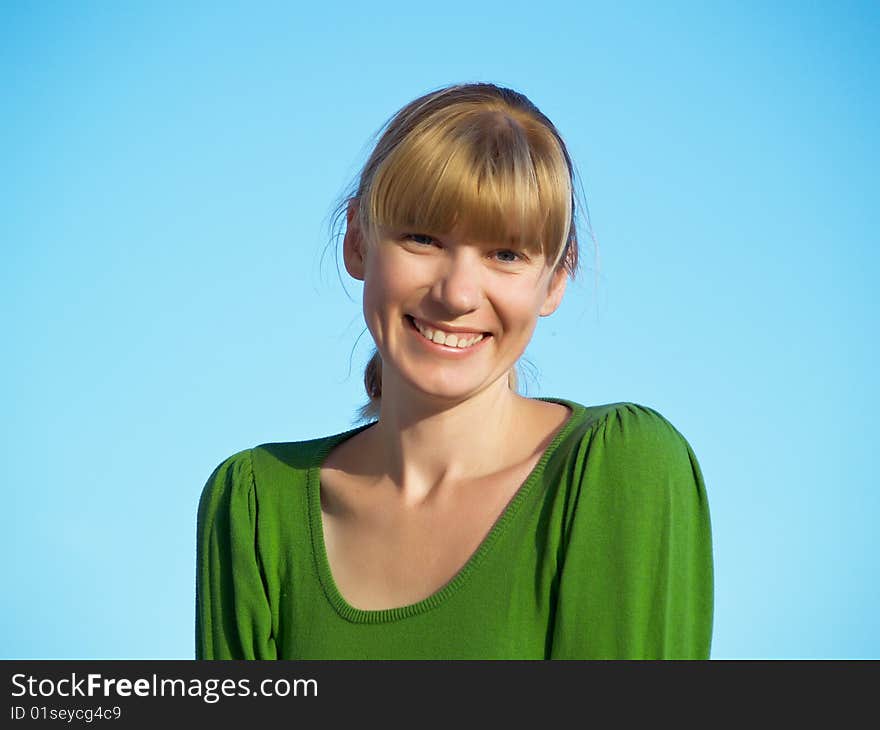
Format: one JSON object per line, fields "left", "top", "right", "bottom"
{"left": 195, "top": 449, "right": 277, "bottom": 659}
{"left": 549, "top": 404, "right": 714, "bottom": 659}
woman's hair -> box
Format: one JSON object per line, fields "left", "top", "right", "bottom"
{"left": 330, "top": 82, "right": 586, "bottom": 422}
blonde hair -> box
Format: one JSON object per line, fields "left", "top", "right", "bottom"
{"left": 331, "top": 82, "right": 585, "bottom": 422}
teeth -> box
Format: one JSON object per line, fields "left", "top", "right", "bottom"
{"left": 458, "top": 336, "right": 479, "bottom": 348}
{"left": 411, "top": 318, "right": 485, "bottom": 348}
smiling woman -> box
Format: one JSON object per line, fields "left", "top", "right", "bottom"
{"left": 346, "top": 218, "right": 568, "bottom": 420}
{"left": 195, "top": 83, "right": 714, "bottom": 659}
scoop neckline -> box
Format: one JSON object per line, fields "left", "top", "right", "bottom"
{"left": 305, "top": 396, "right": 586, "bottom": 624}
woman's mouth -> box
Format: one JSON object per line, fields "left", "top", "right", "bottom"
{"left": 405, "top": 315, "right": 491, "bottom": 351}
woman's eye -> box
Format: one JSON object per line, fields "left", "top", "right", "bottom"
{"left": 406, "top": 233, "right": 436, "bottom": 246}
{"left": 494, "top": 249, "right": 522, "bottom": 263}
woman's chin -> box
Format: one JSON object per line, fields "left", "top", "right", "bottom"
{"left": 387, "top": 368, "right": 509, "bottom": 407}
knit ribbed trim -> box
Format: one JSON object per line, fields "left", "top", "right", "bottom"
{"left": 306, "top": 397, "right": 586, "bottom": 624}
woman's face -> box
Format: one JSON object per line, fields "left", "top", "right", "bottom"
{"left": 344, "top": 213, "right": 567, "bottom": 406}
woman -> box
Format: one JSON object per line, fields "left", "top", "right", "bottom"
{"left": 196, "top": 82, "right": 714, "bottom": 659}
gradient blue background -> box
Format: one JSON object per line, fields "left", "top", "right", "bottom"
{"left": 3, "top": 1, "right": 877, "bottom": 659}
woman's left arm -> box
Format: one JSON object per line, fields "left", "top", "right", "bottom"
{"left": 549, "top": 404, "right": 714, "bottom": 659}
{"left": 195, "top": 449, "right": 277, "bottom": 660}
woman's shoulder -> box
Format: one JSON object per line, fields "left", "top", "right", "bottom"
{"left": 200, "top": 423, "right": 375, "bottom": 502}
{"left": 198, "top": 446, "right": 255, "bottom": 510}
{"left": 549, "top": 398, "right": 702, "bottom": 483}
{"left": 252, "top": 420, "right": 375, "bottom": 474}
{"left": 551, "top": 398, "right": 710, "bottom": 548}
{"left": 553, "top": 398, "right": 693, "bottom": 446}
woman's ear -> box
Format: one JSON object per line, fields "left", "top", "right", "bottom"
{"left": 539, "top": 266, "right": 568, "bottom": 317}
{"left": 342, "top": 201, "right": 366, "bottom": 281}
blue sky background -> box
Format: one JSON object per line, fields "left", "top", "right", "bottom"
{"left": 2, "top": 0, "right": 877, "bottom": 659}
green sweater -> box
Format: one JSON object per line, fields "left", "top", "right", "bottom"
{"left": 196, "top": 398, "right": 713, "bottom": 659}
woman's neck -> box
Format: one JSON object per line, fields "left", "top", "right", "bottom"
{"left": 368, "top": 378, "right": 528, "bottom": 507}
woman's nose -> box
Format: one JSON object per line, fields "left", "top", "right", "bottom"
{"left": 431, "top": 252, "right": 483, "bottom": 315}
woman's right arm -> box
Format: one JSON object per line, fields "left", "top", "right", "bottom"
{"left": 195, "top": 449, "right": 277, "bottom": 660}
{"left": 549, "top": 404, "right": 714, "bottom": 659}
